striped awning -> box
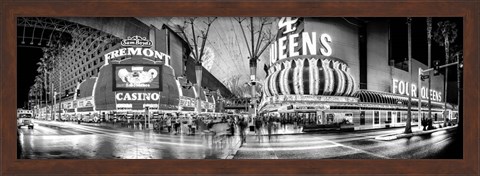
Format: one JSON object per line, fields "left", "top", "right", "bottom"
{"left": 354, "top": 90, "right": 452, "bottom": 109}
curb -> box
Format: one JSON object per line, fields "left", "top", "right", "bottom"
{"left": 375, "top": 125, "right": 458, "bottom": 141}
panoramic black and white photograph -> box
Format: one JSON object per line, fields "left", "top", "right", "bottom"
{"left": 17, "top": 17, "right": 463, "bottom": 159}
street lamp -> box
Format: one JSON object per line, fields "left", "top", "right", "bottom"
{"left": 53, "top": 91, "right": 57, "bottom": 120}
{"left": 456, "top": 52, "right": 462, "bottom": 126}
{"left": 249, "top": 58, "right": 257, "bottom": 118}
{"left": 420, "top": 60, "right": 459, "bottom": 127}
{"left": 195, "top": 64, "right": 203, "bottom": 113}
{"left": 418, "top": 67, "right": 423, "bottom": 130}
{"left": 405, "top": 17, "right": 413, "bottom": 134}
{"left": 426, "top": 17, "right": 433, "bottom": 123}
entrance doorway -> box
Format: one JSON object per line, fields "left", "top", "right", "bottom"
{"left": 297, "top": 112, "right": 317, "bottom": 125}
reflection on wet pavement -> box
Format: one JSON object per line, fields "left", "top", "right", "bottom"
{"left": 18, "top": 120, "right": 240, "bottom": 159}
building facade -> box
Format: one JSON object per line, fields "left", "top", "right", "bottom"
{"left": 259, "top": 17, "right": 456, "bottom": 130}
{"left": 35, "top": 18, "right": 232, "bottom": 121}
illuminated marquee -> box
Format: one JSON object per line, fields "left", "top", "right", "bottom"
{"left": 112, "top": 64, "right": 162, "bottom": 91}
{"left": 179, "top": 96, "right": 196, "bottom": 107}
{"left": 392, "top": 79, "right": 442, "bottom": 102}
{"left": 265, "top": 95, "right": 358, "bottom": 104}
{"left": 269, "top": 17, "right": 333, "bottom": 66}
{"left": 115, "top": 92, "right": 161, "bottom": 101}
{"left": 104, "top": 36, "right": 171, "bottom": 65}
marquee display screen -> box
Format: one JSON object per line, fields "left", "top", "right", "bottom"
{"left": 112, "top": 64, "right": 162, "bottom": 91}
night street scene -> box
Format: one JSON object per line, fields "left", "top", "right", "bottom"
{"left": 17, "top": 17, "right": 463, "bottom": 159}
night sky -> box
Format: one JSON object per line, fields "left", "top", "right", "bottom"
{"left": 389, "top": 17, "right": 463, "bottom": 69}
{"left": 16, "top": 17, "right": 463, "bottom": 108}
{"left": 17, "top": 46, "right": 43, "bottom": 109}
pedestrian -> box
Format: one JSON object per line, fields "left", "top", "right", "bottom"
{"left": 255, "top": 117, "right": 263, "bottom": 142}
{"left": 421, "top": 117, "right": 427, "bottom": 131}
{"left": 274, "top": 118, "right": 279, "bottom": 135}
{"left": 267, "top": 117, "right": 273, "bottom": 141}
{"left": 166, "top": 115, "right": 172, "bottom": 133}
{"left": 174, "top": 117, "right": 180, "bottom": 134}
{"left": 227, "top": 120, "right": 235, "bottom": 150}
{"left": 238, "top": 117, "right": 247, "bottom": 146}
{"left": 187, "top": 115, "right": 193, "bottom": 135}
{"left": 427, "top": 118, "right": 434, "bottom": 130}
{"left": 293, "top": 116, "right": 298, "bottom": 129}
{"left": 181, "top": 116, "right": 188, "bottom": 135}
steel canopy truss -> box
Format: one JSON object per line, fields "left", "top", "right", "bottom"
{"left": 18, "top": 17, "right": 120, "bottom": 49}
{"left": 19, "top": 17, "right": 121, "bottom": 97}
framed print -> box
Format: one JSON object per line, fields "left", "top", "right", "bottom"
{"left": 1, "top": 0, "right": 479, "bottom": 175}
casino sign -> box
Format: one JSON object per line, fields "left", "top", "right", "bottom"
{"left": 93, "top": 35, "right": 179, "bottom": 111}
{"left": 259, "top": 17, "right": 359, "bottom": 113}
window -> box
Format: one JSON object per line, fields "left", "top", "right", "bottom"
{"left": 374, "top": 111, "right": 380, "bottom": 124}
{"left": 360, "top": 111, "right": 365, "bottom": 125}
{"left": 392, "top": 112, "right": 397, "bottom": 123}
{"left": 397, "top": 111, "right": 401, "bottom": 123}
{"left": 387, "top": 112, "right": 392, "bottom": 122}
{"left": 344, "top": 113, "right": 353, "bottom": 124}
{"left": 413, "top": 113, "right": 418, "bottom": 123}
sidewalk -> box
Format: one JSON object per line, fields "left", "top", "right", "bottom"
{"left": 246, "top": 124, "right": 305, "bottom": 136}
{"left": 375, "top": 125, "right": 458, "bottom": 141}
{"left": 37, "top": 119, "right": 242, "bottom": 159}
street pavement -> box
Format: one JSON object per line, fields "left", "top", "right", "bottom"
{"left": 18, "top": 120, "right": 238, "bottom": 159}
{"left": 234, "top": 125, "right": 461, "bottom": 159}
{"left": 17, "top": 120, "right": 461, "bottom": 159}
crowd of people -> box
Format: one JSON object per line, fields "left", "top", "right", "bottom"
{"left": 149, "top": 114, "right": 244, "bottom": 135}
{"left": 55, "top": 112, "right": 317, "bottom": 146}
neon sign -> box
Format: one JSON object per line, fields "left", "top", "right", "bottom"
{"left": 269, "top": 17, "right": 333, "bottom": 66}
{"left": 392, "top": 79, "right": 442, "bottom": 102}
{"left": 104, "top": 36, "right": 171, "bottom": 65}
{"left": 115, "top": 92, "right": 160, "bottom": 101}
{"left": 120, "top": 36, "right": 153, "bottom": 47}
{"left": 112, "top": 64, "right": 162, "bottom": 91}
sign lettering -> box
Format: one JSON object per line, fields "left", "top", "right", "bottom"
{"left": 392, "top": 78, "right": 442, "bottom": 102}
{"left": 113, "top": 64, "right": 162, "bottom": 91}
{"left": 269, "top": 17, "right": 333, "bottom": 66}
{"left": 115, "top": 92, "right": 160, "bottom": 101}
{"left": 104, "top": 36, "right": 171, "bottom": 66}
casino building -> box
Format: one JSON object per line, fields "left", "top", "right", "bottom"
{"left": 36, "top": 19, "right": 233, "bottom": 121}
{"left": 33, "top": 17, "right": 458, "bottom": 131}
{"left": 259, "top": 17, "right": 457, "bottom": 130}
